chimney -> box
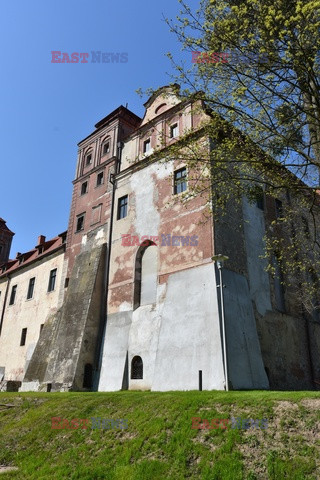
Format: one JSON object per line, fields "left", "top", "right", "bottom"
{"left": 38, "top": 235, "right": 46, "bottom": 245}
{"left": 16, "top": 252, "right": 21, "bottom": 259}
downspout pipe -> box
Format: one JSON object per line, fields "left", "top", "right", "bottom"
{"left": 213, "top": 255, "right": 229, "bottom": 391}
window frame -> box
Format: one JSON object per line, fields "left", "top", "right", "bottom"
{"left": 102, "top": 141, "right": 110, "bottom": 156}
{"left": 170, "top": 123, "right": 178, "bottom": 139}
{"left": 9, "top": 285, "right": 17, "bottom": 305}
{"left": 131, "top": 356, "right": 143, "bottom": 380}
{"left": 81, "top": 181, "right": 88, "bottom": 195}
{"left": 47, "top": 268, "right": 57, "bottom": 293}
{"left": 75, "top": 213, "right": 85, "bottom": 233}
{"left": 117, "top": 195, "right": 128, "bottom": 220}
{"left": 96, "top": 171, "right": 104, "bottom": 187}
{"left": 173, "top": 167, "right": 187, "bottom": 195}
{"left": 85, "top": 153, "right": 92, "bottom": 166}
{"left": 20, "top": 328, "right": 27, "bottom": 346}
{"left": 27, "top": 277, "right": 35, "bottom": 300}
{"left": 143, "top": 139, "right": 151, "bottom": 154}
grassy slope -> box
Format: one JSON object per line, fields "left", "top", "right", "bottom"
{"left": 0, "top": 391, "right": 319, "bottom": 479}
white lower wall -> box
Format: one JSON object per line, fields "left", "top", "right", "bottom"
{"left": 99, "top": 263, "right": 225, "bottom": 391}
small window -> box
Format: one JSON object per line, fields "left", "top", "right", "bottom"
{"left": 20, "top": 328, "right": 27, "bottom": 346}
{"left": 85, "top": 153, "right": 92, "bottom": 165}
{"left": 174, "top": 167, "right": 187, "bottom": 194}
{"left": 96, "top": 172, "right": 104, "bottom": 186}
{"left": 48, "top": 269, "right": 57, "bottom": 292}
{"left": 83, "top": 363, "right": 93, "bottom": 389}
{"left": 40, "top": 324, "right": 44, "bottom": 333}
{"left": 27, "top": 277, "right": 35, "bottom": 300}
{"left": 9, "top": 285, "right": 17, "bottom": 305}
{"left": 102, "top": 142, "right": 110, "bottom": 155}
{"left": 117, "top": 195, "right": 128, "bottom": 220}
{"left": 143, "top": 139, "right": 151, "bottom": 153}
{"left": 76, "top": 214, "right": 85, "bottom": 232}
{"left": 64, "top": 277, "right": 69, "bottom": 288}
{"left": 131, "top": 356, "right": 143, "bottom": 379}
{"left": 275, "top": 199, "right": 283, "bottom": 219}
{"left": 170, "top": 123, "right": 178, "bottom": 138}
{"left": 81, "top": 181, "right": 88, "bottom": 195}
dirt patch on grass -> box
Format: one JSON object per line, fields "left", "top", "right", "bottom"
{"left": 0, "top": 465, "right": 18, "bottom": 474}
{"left": 300, "top": 398, "right": 320, "bottom": 410}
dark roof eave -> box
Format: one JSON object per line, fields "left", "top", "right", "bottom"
{"left": 77, "top": 106, "right": 142, "bottom": 146}
{"left": 0, "top": 243, "right": 66, "bottom": 279}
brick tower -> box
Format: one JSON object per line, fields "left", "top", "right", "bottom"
{"left": 0, "top": 218, "right": 14, "bottom": 265}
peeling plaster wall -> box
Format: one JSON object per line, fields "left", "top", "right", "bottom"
{"left": 99, "top": 134, "right": 269, "bottom": 391}
{"left": 99, "top": 263, "right": 225, "bottom": 391}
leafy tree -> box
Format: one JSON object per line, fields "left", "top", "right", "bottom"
{"left": 139, "top": 0, "right": 320, "bottom": 313}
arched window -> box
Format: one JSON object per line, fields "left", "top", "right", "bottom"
{"left": 134, "top": 243, "right": 158, "bottom": 309}
{"left": 131, "top": 356, "right": 143, "bottom": 379}
{"left": 101, "top": 137, "right": 111, "bottom": 157}
{"left": 84, "top": 149, "right": 93, "bottom": 166}
{"left": 155, "top": 103, "right": 167, "bottom": 115}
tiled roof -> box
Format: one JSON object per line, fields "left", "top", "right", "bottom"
{"left": 0, "top": 231, "right": 67, "bottom": 277}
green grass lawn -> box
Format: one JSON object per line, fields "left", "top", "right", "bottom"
{"left": 0, "top": 390, "right": 319, "bottom": 479}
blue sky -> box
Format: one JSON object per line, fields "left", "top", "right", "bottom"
{"left": 0, "top": 0, "right": 199, "bottom": 255}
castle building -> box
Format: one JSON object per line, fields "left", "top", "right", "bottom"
{"left": 0, "top": 85, "right": 319, "bottom": 392}
{"left": 0, "top": 218, "right": 14, "bottom": 266}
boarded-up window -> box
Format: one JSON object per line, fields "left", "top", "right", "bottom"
{"left": 134, "top": 243, "right": 158, "bottom": 309}
{"left": 91, "top": 204, "right": 102, "bottom": 226}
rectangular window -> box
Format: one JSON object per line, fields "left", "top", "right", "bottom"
{"left": 170, "top": 123, "right": 178, "bottom": 138}
{"left": 27, "top": 277, "right": 35, "bottom": 300}
{"left": 9, "top": 285, "right": 17, "bottom": 305}
{"left": 20, "top": 328, "right": 27, "bottom": 346}
{"left": 85, "top": 153, "right": 92, "bottom": 165}
{"left": 143, "top": 139, "right": 151, "bottom": 153}
{"left": 117, "top": 195, "right": 128, "bottom": 220}
{"left": 102, "top": 142, "right": 110, "bottom": 155}
{"left": 96, "top": 171, "right": 104, "bottom": 186}
{"left": 48, "top": 269, "right": 57, "bottom": 292}
{"left": 81, "top": 181, "right": 88, "bottom": 195}
{"left": 76, "top": 214, "right": 85, "bottom": 232}
{"left": 174, "top": 167, "right": 187, "bottom": 194}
